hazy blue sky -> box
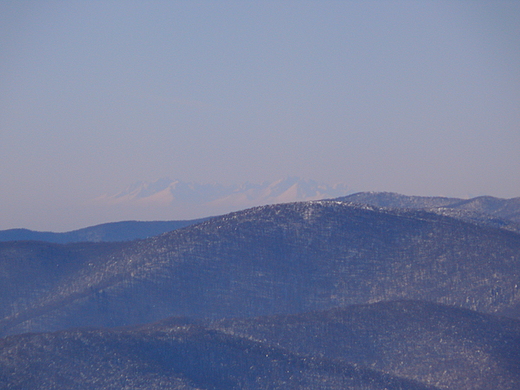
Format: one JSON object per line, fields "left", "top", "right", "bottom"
{"left": 1, "top": 1, "right": 520, "bottom": 230}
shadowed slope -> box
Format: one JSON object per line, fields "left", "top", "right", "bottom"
{"left": 0, "top": 218, "right": 209, "bottom": 243}
{"left": 210, "top": 301, "right": 520, "bottom": 390}
{"left": 0, "top": 321, "right": 437, "bottom": 390}
{"left": 0, "top": 240, "right": 125, "bottom": 321}
{"left": 3, "top": 301, "right": 518, "bottom": 390}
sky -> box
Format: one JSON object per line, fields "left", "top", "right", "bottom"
{"left": 1, "top": 1, "right": 520, "bottom": 231}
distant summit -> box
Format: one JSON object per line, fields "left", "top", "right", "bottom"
{"left": 91, "top": 177, "right": 349, "bottom": 220}
{"left": 336, "top": 192, "right": 520, "bottom": 232}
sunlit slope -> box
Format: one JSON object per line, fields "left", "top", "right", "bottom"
{"left": 1, "top": 201, "right": 520, "bottom": 336}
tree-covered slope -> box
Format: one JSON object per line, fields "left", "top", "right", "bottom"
{"left": 210, "top": 300, "right": 520, "bottom": 390}
{"left": 2, "top": 201, "right": 520, "bottom": 336}
{"left": 0, "top": 319, "right": 437, "bottom": 390}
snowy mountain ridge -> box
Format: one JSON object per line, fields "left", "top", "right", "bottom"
{"left": 91, "top": 177, "right": 350, "bottom": 220}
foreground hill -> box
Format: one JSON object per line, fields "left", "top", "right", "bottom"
{"left": 0, "top": 304, "right": 446, "bottom": 390}
{"left": 0, "top": 218, "right": 208, "bottom": 243}
{"left": 2, "top": 201, "right": 520, "bottom": 337}
{"left": 2, "top": 301, "right": 519, "bottom": 390}
{"left": 210, "top": 300, "right": 520, "bottom": 390}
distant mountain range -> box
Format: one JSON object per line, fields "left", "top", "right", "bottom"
{"left": 0, "top": 219, "right": 208, "bottom": 244}
{"left": 2, "top": 193, "right": 520, "bottom": 389}
{"left": 89, "top": 176, "right": 350, "bottom": 221}
{"left": 2, "top": 191, "right": 519, "bottom": 243}
{"left": 0, "top": 177, "right": 349, "bottom": 243}
{"left": 100, "top": 177, "right": 349, "bottom": 205}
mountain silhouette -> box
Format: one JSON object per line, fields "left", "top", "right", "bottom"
{"left": 0, "top": 218, "right": 209, "bottom": 244}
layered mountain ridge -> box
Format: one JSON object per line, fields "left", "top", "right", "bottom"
{"left": 0, "top": 303, "right": 443, "bottom": 390}
{"left": 2, "top": 200, "right": 520, "bottom": 337}
{"left": 3, "top": 191, "right": 519, "bottom": 243}
{"left": 2, "top": 300, "right": 519, "bottom": 390}
{"left": 2, "top": 193, "right": 520, "bottom": 389}
{"left": 208, "top": 300, "right": 520, "bottom": 390}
